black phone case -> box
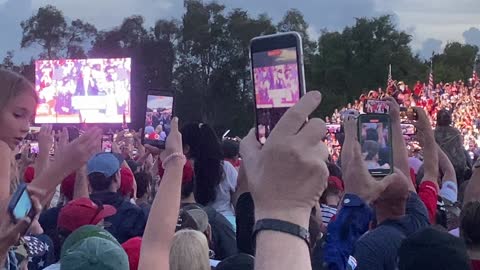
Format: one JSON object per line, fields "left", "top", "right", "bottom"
{"left": 357, "top": 114, "right": 394, "bottom": 177}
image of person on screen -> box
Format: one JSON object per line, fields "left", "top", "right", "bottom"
{"left": 362, "top": 140, "right": 390, "bottom": 170}
{"left": 76, "top": 65, "right": 99, "bottom": 96}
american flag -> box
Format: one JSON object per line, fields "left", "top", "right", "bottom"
{"left": 428, "top": 52, "right": 435, "bottom": 89}
{"left": 387, "top": 64, "right": 393, "bottom": 87}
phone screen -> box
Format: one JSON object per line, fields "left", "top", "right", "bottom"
{"left": 102, "top": 135, "right": 113, "bottom": 153}
{"left": 252, "top": 47, "right": 301, "bottom": 143}
{"left": 358, "top": 115, "right": 393, "bottom": 176}
{"left": 143, "top": 95, "right": 173, "bottom": 148}
{"left": 30, "top": 142, "right": 39, "bottom": 154}
{"left": 401, "top": 124, "right": 416, "bottom": 135}
{"left": 13, "top": 189, "right": 32, "bottom": 220}
{"left": 364, "top": 100, "right": 389, "bottom": 114}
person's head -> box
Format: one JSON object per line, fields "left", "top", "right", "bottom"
{"left": 169, "top": 229, "right": 210, "bottom": 270}
{"left": 320, "top": 176, "right": 344, "bottom": 207}
{"left": 177, "top": 205, "right": 212, "bottom": 244}
{"left": 121, "top": 237, "right": 142, "bottom": 270}
{"left": 215, "top": 254, "right": 255, "bottom": 270}
{"left": 222, "top": 139, "right": 239, "bottom": 160}
{"left": 181, "top": 123, "right": 223, "bottom": 205}
{"left": 373, "top": 173, "right": 409, "bottom": 222}
{"left": 0, "top": 69, "right": 37, "bottom": 150}
{"left": 60, "top": 173, "right": 77, "bottom": 202}
{"left": 134, "top": 171, "right": 151, "bottom": 200}
{"left": 362, "top": 140, "right": 380, "bottom": 161}
{"left": 119, "top": 167, "right": 135, "bottom": 198}
{"left": 61, "top": 225, "right": 129, "bottom": 270}
{"left": 365, "top": 128, "right": 379, "bottom": 142}
{"left": 398, "top": 227, "right": 470, "bottom": 270}
{"left": 437, "top": 109, "right": 452, "bottom": 126}
{"left": 158, "top": 159, "right": 194, "bottom": 200}
{"left": 87, "top": 153, "right": 123, "bottom": 193}
{"left": 58, "top": 198, "right": 116, "bottom": 234}
{"left": 155, "top": 124, "right": 163, "bottom": 133}
{"left": 460, "top": 201, "right": 480, "bottom": 250}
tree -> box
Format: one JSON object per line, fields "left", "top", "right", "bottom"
{"left": 277, "top": 9, "right": 316, "bottom": 56}
{"left": 21, "top": 5, "right": 67, "bottom": 59}
{"left": 65, "top": 19, "right": 97, "bottom": 58}
{"left": 433, "top": 42, "right": 479, "bottom": 82}
{"left": 174, "top": 0, "right": 276, "bottom": 134}
{"left": 1, "top": 51, "right": 16, "bottom": 70}
{"left": 310, "top": 15, "right": 427, "bottom": 117}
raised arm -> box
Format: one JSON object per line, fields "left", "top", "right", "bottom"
{"left": 240, "top": 91, "right": 329, "bottom": 270}
{"left": 29, "top": 128, "right": 102, "bottom": 205}
{"left": 385, "top": 97, "right": 413, "bottom": 190}
{"left": 414, "top": 107, "right": 439, "bottom": 185}
{"left": 139, "top": 118, "right": 185, "bottom": 270}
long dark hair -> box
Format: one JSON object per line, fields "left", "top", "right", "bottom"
{"left": 181, "top": 123, "right": 224, "bottom": 206}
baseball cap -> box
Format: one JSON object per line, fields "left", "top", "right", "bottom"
{"left": 439, "top": 180, "right": 458, "bottom": 203}
{"left": 61, "top": 235, "right": 129, "bottom": 270}
{"left": 158, "top": 159, "right": 193, "bottom": 185}
{"left": 121, "top": 237, "right": 142, "bottom": 270}
{"left": 328, "top": 176, "right": 344, "bottom": 192}
{"left": 61, "top": 225, "right": 120, "bottom": 258}
{"left": 23, "top": 166, "right": 35, "bottom": 183}
{"left": 87, "top": 153, "right": 123, "bottom": 178}
{"left": 176, "top": 205, "right": 209, "bottom": 233}
{"left": 58, "top": 198, "right": 116, "bottom": 233}
{"left": 119, "top": 167, "right": 134, "bottom": 197}
{"left": 398, "top": 227, "right": 470, "bottom": 270}
{"left": 60, "top": 173, "right": 77, "bottom": 201}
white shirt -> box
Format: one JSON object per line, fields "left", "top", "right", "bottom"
{"left": 209, "top": 162, "right": 238, "bottom": 217}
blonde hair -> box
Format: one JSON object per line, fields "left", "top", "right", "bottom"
{"left": 0, "top": 69, "right": 37, "bottom": 111}
{"left": 0, "top": 69, "right": 36, "bottom": 194}
{"left": 169, "top": 229, "right": 210, "bottom": 270}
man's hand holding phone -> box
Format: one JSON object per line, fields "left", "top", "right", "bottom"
{"left": 342, "top": 117, "right": 399, "bottom": 203}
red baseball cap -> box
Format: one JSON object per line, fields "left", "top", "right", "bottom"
{"left": 158, "top": 159, "right": 193, "bottom": 185}
{"left": 57, "top": 197, "right": 117, "bottom": 232}
{"left": 24, "top": 166, "right": 35, "bottom": 183}
{"left": 122, "top": 237, "right": 142, "bottom": 270}
{"left": 328, "top": 176, "right": 344, "bottom": 192}
{"left": 60, "top": 173, "right": 77, "bottom": 201}
{"left": 119, "top": 167, "right": 134, "bottom": 197}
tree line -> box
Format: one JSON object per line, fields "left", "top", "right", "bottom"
{"left": 1, "top": 0, "right": 479, "bottom": 135}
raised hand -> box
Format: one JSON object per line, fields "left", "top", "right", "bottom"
{"left": 160, "top": 118, "right": 184, "bottom": 168}
{"left": 384, "top": 96, "right": 400, "bottom": 122}
{"left": 240, "top": 91, "right": 329, "bottom": 228}
{"left": 37, "top": 125, "right": 54, "bottom": 155}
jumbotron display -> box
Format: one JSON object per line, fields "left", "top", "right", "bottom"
{"left": 35, "top": 58, "right": 131, "bottom": 124}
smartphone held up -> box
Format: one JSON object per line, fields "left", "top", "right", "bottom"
{"left": 142, "top": 92, "right": 174, "bottom": 149}
{"left": 250, "top": 32, "right": 306, "bottom": 144}
{"left": 357, "top": 114, "right": 393, "bottom": 177}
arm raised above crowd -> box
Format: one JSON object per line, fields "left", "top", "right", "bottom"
{"left": 385, "top": 97, "right": 413, "bottom": 191}
{"left": 413, "top": 107, "right": 439, "bottom": 185}
{"left": 240, "top": 91, "right": 329, "bottom": 270}
{"left": 139, "top": 117, "right": 185, "bottom": 270}
{"left": 29, "top": 128, "right": 102, "bottom": 205}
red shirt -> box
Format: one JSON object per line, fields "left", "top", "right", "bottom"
{"left": 418, "top": 181, "right": 439, "bottom": 224}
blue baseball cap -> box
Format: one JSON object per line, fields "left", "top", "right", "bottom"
{"left": 87, "top": 153, "right": 123, "bottom": 178}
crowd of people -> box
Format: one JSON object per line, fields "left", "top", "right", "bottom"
{"left": 325, "top": 80, "right": 480, "bottom": 175}
{"left": 2, "top": 66, "right": 480, "bottom": 270}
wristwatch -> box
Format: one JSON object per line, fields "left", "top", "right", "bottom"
{"left": 253, "top": 218, "right": 310, "bottom": 247}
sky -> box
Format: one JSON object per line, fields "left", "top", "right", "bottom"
{"left": 0, "top": 0, "right": 479, "bottom": 63}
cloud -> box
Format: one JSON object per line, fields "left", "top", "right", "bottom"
{"left": 418, "top": 38, "right": 443, "bottom": 59}
{"left": 463, "top": 27, "right": 480, "bottom": 48}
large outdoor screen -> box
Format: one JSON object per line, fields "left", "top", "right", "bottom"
{"left": 35, "top": 58, "right": 131, "bottom": 124}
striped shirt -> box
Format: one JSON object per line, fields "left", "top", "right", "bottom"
{"left": 321, "top": 204, "right": 338, "bottom": 227}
